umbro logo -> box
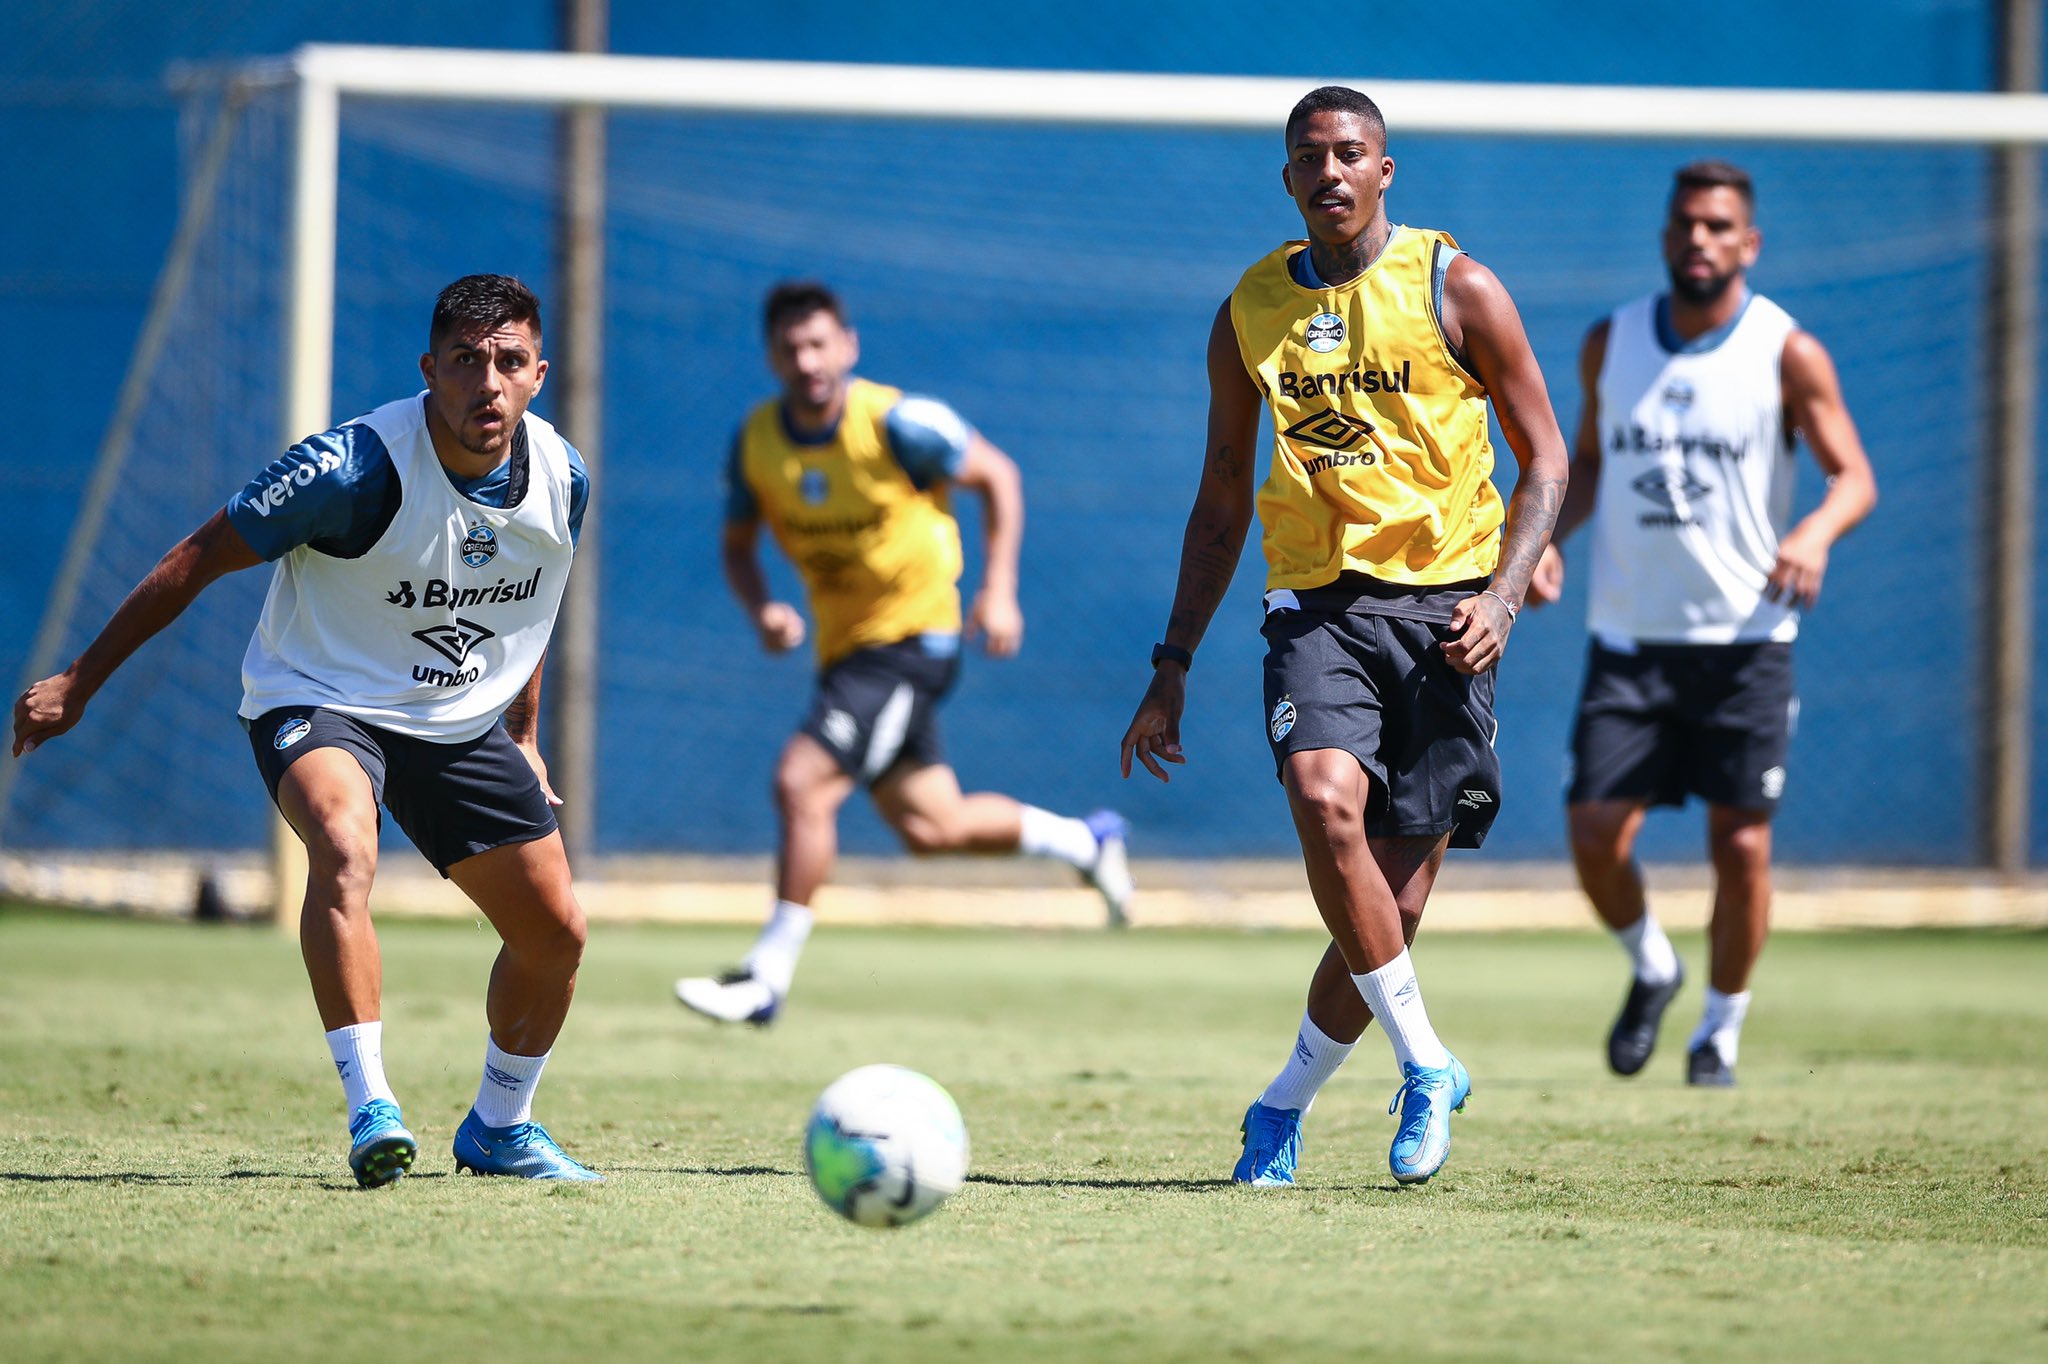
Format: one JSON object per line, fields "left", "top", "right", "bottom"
{"left": 1630, "top": 468, "right": 1712, "bottom": 510}
{"left": 483, "top": 1063, "right": 523, "bottom": 1091}
{"left": 411, "top": 618, "right": 496, "bottom": 667}
{"left": 1282, "top": 408, "right": 1375, "bottom": 452}
{"left": 1457, "top": 789, "right": 1494, "bottom": 807}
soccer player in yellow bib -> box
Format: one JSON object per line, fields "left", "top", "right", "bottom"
{"left": 676, "top": 282, "right": 1134, "bottom": 1026}
{"left": 1121, "top": 87, "right": 1569, "bottom": 1185}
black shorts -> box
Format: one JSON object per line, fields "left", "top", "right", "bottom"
{"left": 1565, "top": 640, "right": 1796, "bottom": 812}
{"left": 800, "top": 636, "right": 960, "bottom": 786}
{"left": 246, "top": 706, "right": 559, "bottom": 876}
{"left": 1261, "top": 604, "right": 1501, "bottom": 849}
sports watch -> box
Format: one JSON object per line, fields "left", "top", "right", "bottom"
{"left": 1150, "top": 643, "right": 1193, "bottom": 671}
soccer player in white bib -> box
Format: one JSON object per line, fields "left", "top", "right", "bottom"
{"left": 1529, "top": 163, "right": 1877, "bottom": 1086}
{"left": 12, "top": 275, "right": 603, "bottom": 1183}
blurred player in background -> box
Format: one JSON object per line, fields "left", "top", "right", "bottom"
{"left": 1120, "top": 87, "right": 1567, "bottom": 1185}
{"left": 1528, "top": 161, "right": 1877, "bottom": 1086}
{"left": 673, "top": 281, "right": 1132, "bottom": 1027}
{"left": 13, "top": 275, "right": 603, "bottom": 1184}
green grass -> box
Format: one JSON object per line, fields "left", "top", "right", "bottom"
{"left": 2, "top": 905, "right": 2044, "bottom": 1362}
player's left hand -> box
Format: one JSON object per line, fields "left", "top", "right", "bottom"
{"left": 1442, "top": 591, "right": 1514, "bottom": 675}
{"left": 967, "top": 588, "right": 1024, "bottom": 658}
{"left": 1765, "top": 525, "right": 1830, "bottom": 609}
{"left": 514, "top": 738, "right": 565, "bottom": 807}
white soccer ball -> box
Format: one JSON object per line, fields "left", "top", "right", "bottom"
{"left": 803, "top": 1064, "right": 969, "bottom": 1228}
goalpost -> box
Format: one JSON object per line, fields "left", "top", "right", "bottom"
{"left": 4, "top": 45, "right": 2042, "bottom": 925}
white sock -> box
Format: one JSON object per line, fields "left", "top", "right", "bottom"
{"left": 325, "top": 1022, "right": 396, "bottom": 1116}
{"left": 1689, "top": 987, "right": 1751, "bottom": 1062}
{"left": 1018, "top": 805, "right": 1099, "bottom": 869}
{"left": 472, "top": 1036, "right": 549, "bottom": 1128}
{"left": 1353, "top": 950, "right": 1452, "bottom": 1071}
{"left": 1614, "top": 911, "right": 1681, "bottom": 987}
{"left": 743, "top": 899, "right": 815, "bottom": 996}
{"left": 1257, "top": 1010, "right": 1357, "bottom": 1113}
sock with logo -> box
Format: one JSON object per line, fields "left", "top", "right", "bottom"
{"left": 1256, "top": 1010, "right": 1358, "bottom": 1113}
{"left": 1353, "top": 950, "right": 1452, "bottom": 1071}
{"left": 325, "top": 1021, "right": 398, "bottom": 1118}
{"left": 1613, "top": 910, "right": 1681, "bottom": 987}
{"left": 1017, "top": 805, "right": 1099, "bottom": 869}
{"left": 472, "top": 1036, "right": 549, "bottom": 1128}
{"left": 1688, "top": 987, "right": 1751, "bottom": 1063}
{"left": 743, "top": 899, "right": 815, "bottom": 997}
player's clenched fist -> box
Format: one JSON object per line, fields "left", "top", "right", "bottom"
{"left": 753, "top": 602, "right": 806, "bottom": 653}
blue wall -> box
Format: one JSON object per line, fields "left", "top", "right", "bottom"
{"left": 3, "top": 2, "right": 2038, "bottom": 864}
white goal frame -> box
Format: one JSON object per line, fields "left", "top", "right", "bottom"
{"left": 16, "top": 46, "right": 2044, "bottom": 923}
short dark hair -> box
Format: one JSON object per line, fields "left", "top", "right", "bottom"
{"left": 429, "top": 274, "right": 542, "bottom": 350}
{"left": 1286, "top": 86, "right": 1387, "bottom": 150}
{"left": 1672, "top": 160, "right": 1756, "bottom": 214}
{"left": 763, "top": 280, "right": 847, "bottom": 338}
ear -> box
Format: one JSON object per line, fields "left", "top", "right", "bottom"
{"left": 1380, "top": 155, "right": 1395, "bottom": 191}
{"left": 845, "top": 327, "right": 861, "bottom": 369}
{"left": 1281, "top": 162, "right": 1296, "bottom": 199}
{"left": 531, "top": 356, "right": 548, "bottom": 394}
{"left": 419, "top": 351, "right": 435, "bottom": 386}
{"left": 1741, "top": 224, "right": 1762, "bottom": 269}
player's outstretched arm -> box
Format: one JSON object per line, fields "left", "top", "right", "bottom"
{"left": 953, "top": 436, "right": 1024, "bottom": 658}
{"left": 1528, "top": 319, "right": 1610, "bottom": 608}
{"left": 12, "top": 509, "right": 261, "bottom": 757}
{"left": 1770, "top": 330, "right": 1878, "bottom": 608}
{"left": 719, "top": 518, "right": 804, "bottom": 654}
{"left": 1439, "top": 256, "right": 1570, "bottom": 674}
{"left": 1120, "top": 298, "right": 1260, "bottom": 782}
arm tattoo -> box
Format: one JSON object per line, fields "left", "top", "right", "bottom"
{"left": 1491, "top": 470, "right": 1565, "bottom": 604}
{"left": 1162, "top": 490, "right": 1252, "bottom": 650}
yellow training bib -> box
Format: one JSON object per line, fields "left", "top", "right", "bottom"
{"left": 738, "top": 378, "right": 963, "bottom": 667}
{"left": 1231, "top": 227, "right": 1503, "bottom": 590}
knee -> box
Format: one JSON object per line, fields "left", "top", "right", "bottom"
{"left": 1285, "top": 772, "right": 1365, "bottom": 840}
{"left": 774, "top": 763, "right": 835, "bottom": 823}
{"left": 1567, "top": 806, "right": 1630, "bottom": 867}
{"left": 304, "top": 823, "right": 378, "bottom": 906}
{"left": 1711, "top": 817, "right": 1772, "bottom": 871}
{"left": 895, "top": 815, "right": 957, "bottom": 856}
{"left": 520, "top": 904, "right": 588, "bottom": 977}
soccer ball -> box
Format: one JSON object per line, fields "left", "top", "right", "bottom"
{"left": 803, "top": 1064, "right": 969, "bottom": 1228}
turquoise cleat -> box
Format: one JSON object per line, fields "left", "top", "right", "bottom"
{"left": 1232, "top": 1100, "right": 1304, "bottom": 1187}
{"left": 347, "top": 1098, "right": 417, "bottom": 1190}
{"left": 1386, "top": 1054, "right": 1471, "bottom": 1185}
{"left": 452, "top": 1110, "right": 604, "bottom": 1181}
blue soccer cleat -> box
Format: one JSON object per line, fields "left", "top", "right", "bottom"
{"left": 452, "top": 1109, "right": 604, "bottom": 1181}
{"left": 1386, "top": 1054, "right": 1472, "bottom": 1185}
{"left": 1232, "top": 1100, "right": 1304, "bottom": 1187}
{"left": 347, "top": 1098, "right": 417, "bottom": 1190}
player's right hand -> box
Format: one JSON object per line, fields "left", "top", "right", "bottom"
{"left": 12, "top": 671, "right": 85, "bottom": 758}
{"left": 1526, "top": 543, "right": 1565, "bottom": 607}
{"left": 754, "top": 602, "right": 806, "bottom": 653}
{"left": 1119, "top": 667, "right": 1187, "bottom": 782}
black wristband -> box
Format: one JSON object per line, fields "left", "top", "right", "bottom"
{"left": 1150, "top": 643, "right": 1193, "bottom": 671}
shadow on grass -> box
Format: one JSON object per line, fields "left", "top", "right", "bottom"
{"left": 967, "top": 1172, "right": 1236, "bottom": 1191}
{"left": 1, "top": 1169, "right": 449, "bottom": 1186}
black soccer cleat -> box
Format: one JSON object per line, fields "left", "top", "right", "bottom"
{"left": 1606, "top": 963, "right": 1685, "bottom": 1077}
{"left": 1686, "top": 1039, "right": 1736, "bottom": 1088}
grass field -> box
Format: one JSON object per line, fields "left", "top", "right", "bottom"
{"left": 2, "top": 905, "right": 2044, "bottom": 1362}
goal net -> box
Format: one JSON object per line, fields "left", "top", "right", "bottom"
{"left": 2, "top": 48, "right": 2040, "bottom": 916}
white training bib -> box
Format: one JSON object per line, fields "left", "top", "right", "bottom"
{"left": 1587, "top": 292, "right": 1801, "bottom": 647}
{"left": 239, "top": 394, "right": 575, "bottom": 741}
